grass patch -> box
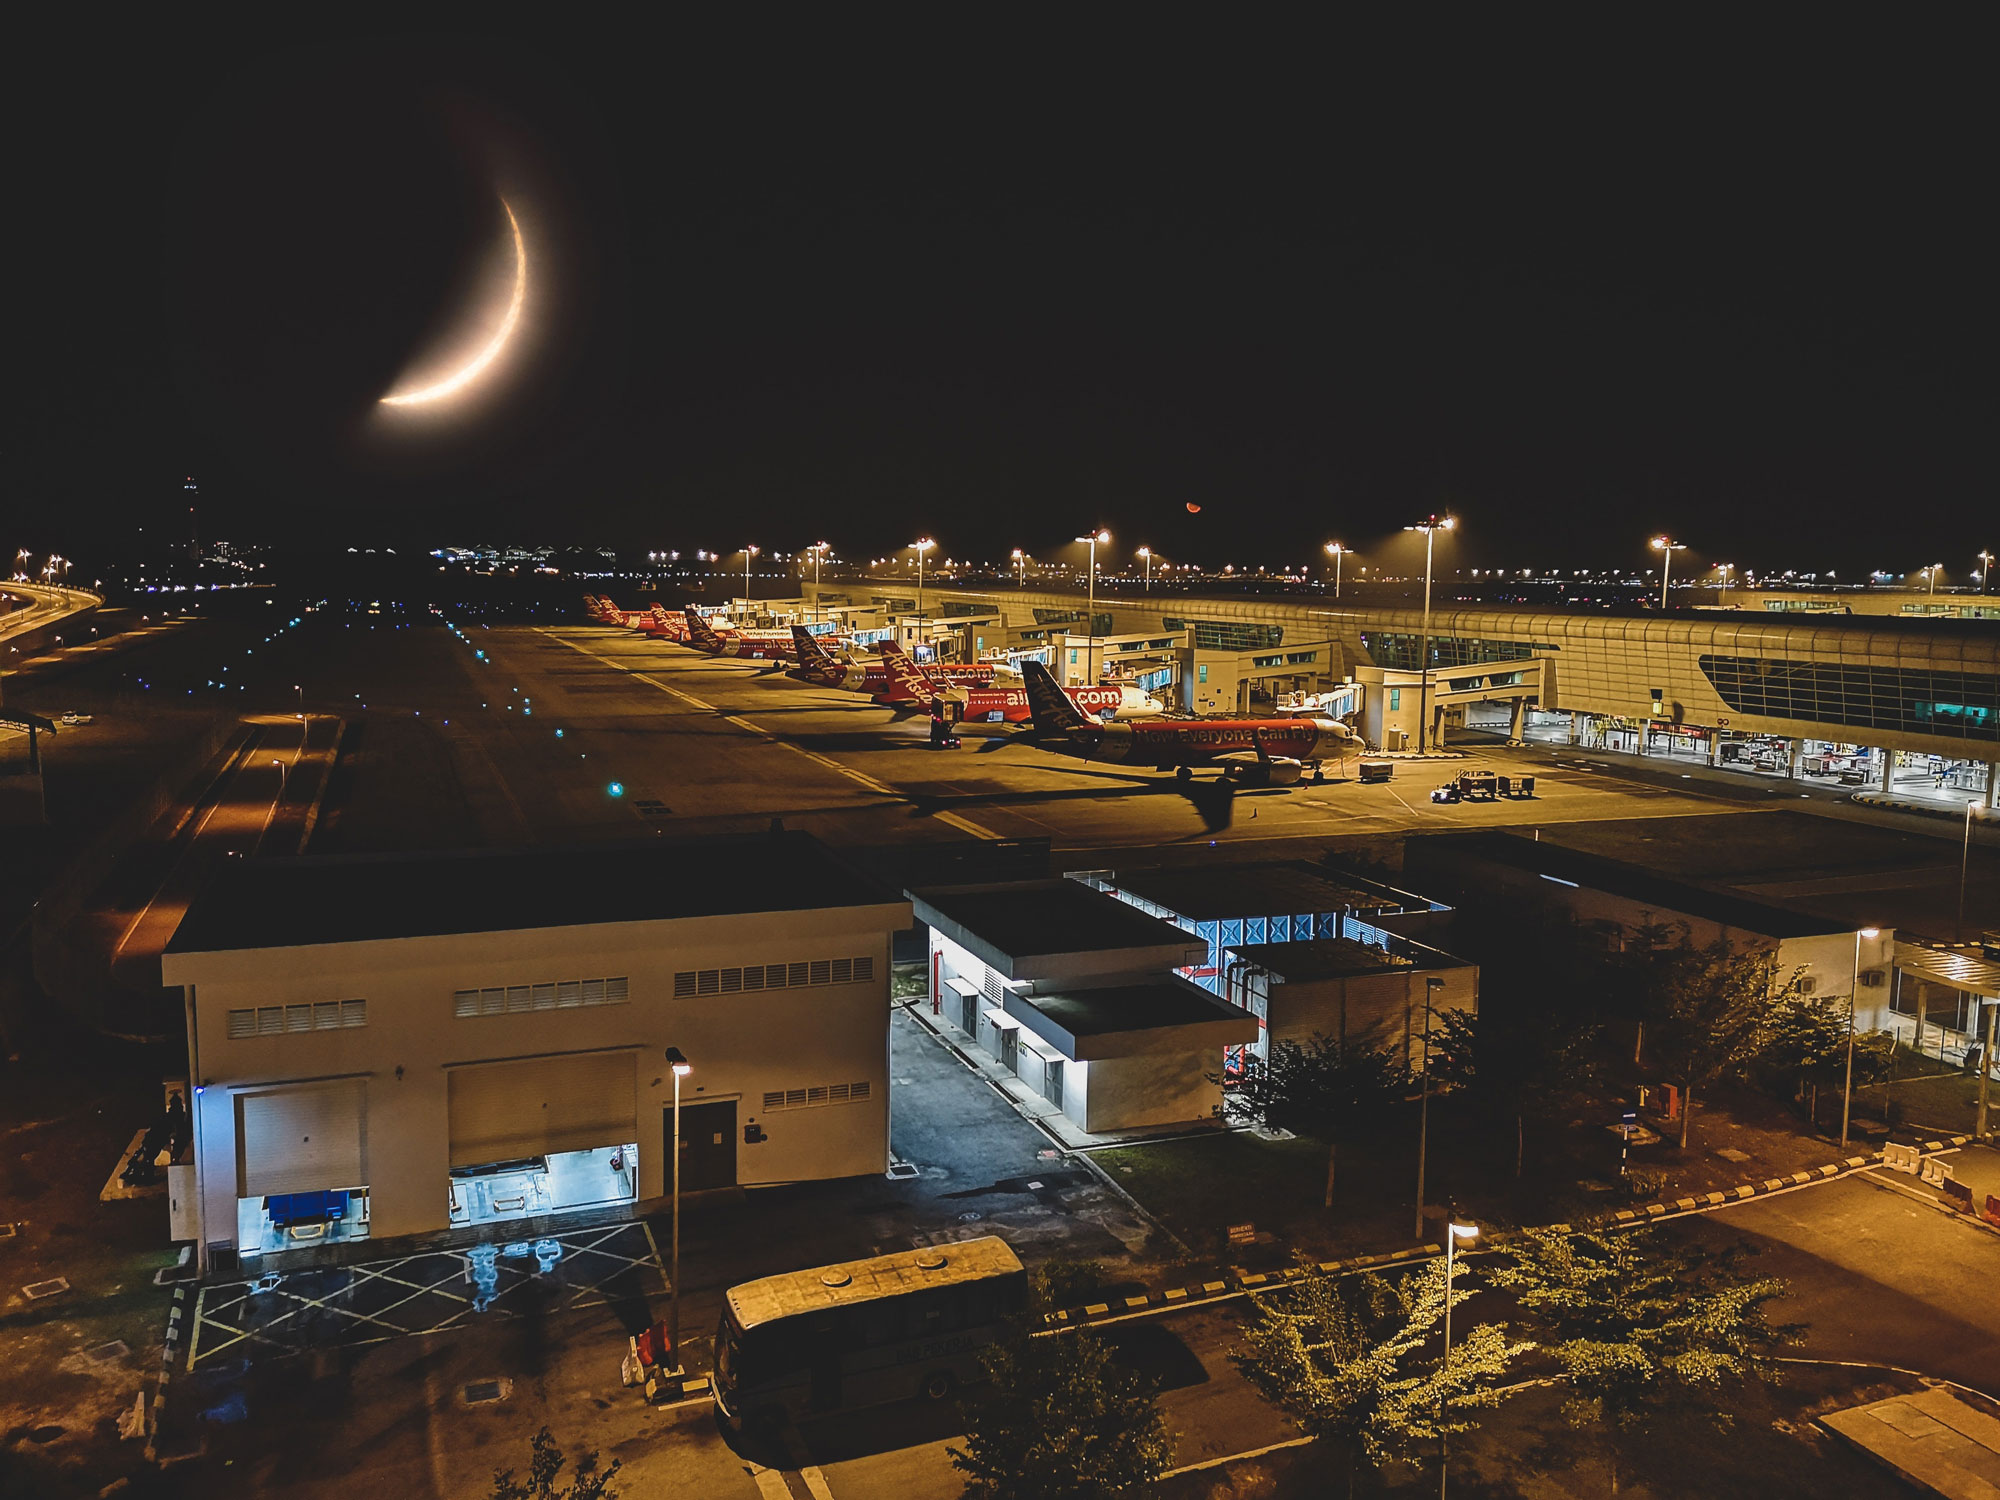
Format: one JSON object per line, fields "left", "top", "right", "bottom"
{"left": 1096, "top": 1131, "right": 1332, "bottom": 1247}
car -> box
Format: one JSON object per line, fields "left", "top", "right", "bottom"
{"left": 59, "top": 710, "right": 92, "bottom": 725}
{"left": 1430, "top": 783, "right": 1461, "bottom": 804}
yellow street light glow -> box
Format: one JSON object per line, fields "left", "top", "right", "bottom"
{"left": 380, "top": 199, "right": 527, "bottom": 407}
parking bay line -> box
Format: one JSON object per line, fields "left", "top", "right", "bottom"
{"left": 538, "top": 631, "right": 1002, "bottom": 839}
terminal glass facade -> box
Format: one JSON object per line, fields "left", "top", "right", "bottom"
{"left": 1698, "top": 656, "right": 2000, "bottom": 742}
{"left": 1191, "top": 620, "right": 1284, "bottom": 651}
{"left": 1358, "top": 633, "right": 1543, "bottom": 671}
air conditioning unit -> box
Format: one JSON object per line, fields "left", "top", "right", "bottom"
{"left": 1859, "top": 969, "right": 1886, "bottom": 988}
{"left": 1798, "top": 976, "right": 1818, "bottom": 995}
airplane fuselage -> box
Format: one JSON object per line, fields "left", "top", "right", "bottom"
{"left": 1051, "top": 716, "right": 1354, "bottom": 767}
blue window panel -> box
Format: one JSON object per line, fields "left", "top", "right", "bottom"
{"left": 1246, "top": 916, "right": 1267, "bottom": 946}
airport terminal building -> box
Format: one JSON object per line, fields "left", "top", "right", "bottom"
{"left": 808, "top": 581, "right": 2000, "bottom": 808}
{"left": 162, "top": 834, "right": 910, "bottom": 1272}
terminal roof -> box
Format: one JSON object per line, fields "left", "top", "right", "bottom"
{"left": 1408, "top": 831, "right": 1850, "bottom": 939}
{"left": 1229, "top": 936, "right": 1470, "bottom": 981}
{"left": 166, "top": 833, "right": 903, "bottom": 954}
{"left": 1101, "top": 863, "right": 1421, "bottom": 920}
{"left": 910, "top": 880, "right": 1203, "bottom": 981}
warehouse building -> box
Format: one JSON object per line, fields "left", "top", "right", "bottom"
{"left": 162, "top": 834, "right": 910, "bottom": 1272}
{"left": 911, "top": 880, "right": 1256, "bottom": 1135}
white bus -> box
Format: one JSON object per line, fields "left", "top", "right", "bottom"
{"left": 713, "top": 1236, "right": 1028, "bottom": 1431}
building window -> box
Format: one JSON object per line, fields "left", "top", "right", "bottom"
{"left": 1198, "top": 664, "right": 1208, "bottom": 684}
{"left": 670, "top": 955, "right": 875, "bottom": 1000}
{"left": 227, "top": 1000, "right": 366, "bottom": 1039}
{"left": 1390, "top": 688, "right": 1402, "bottom": 711}
{"left": 453, "top": 977, "right": 630, "bottom": 1018}
{"left": 761, "top": 1080, "right": 873, "bottom": 1111}
{"left": 1698, "top": 655, "right": 2000, "bottom": 743}
{"left": 1359, "top": 632, "right": 1544, "bottom": 671}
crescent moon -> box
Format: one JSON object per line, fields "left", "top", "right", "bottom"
{"left": 379, "top": 199, "right": 527, "bottom": 407}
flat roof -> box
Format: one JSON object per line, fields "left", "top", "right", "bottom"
{"left": 1407, "top": 831, "right": 1848, "bottom": 939}
{"left": 911, "top": 881, "right": 1200, "bottom": 969}
{"left": 726, "top": 1236, "right": 1023, "bottom": 1331}
{"left": 1006, "top": 978, "right": 1259, "bottom": 1060}
{"left": 166, "top": 832, "right": 905, "bottom": 954}
{"left": 1101, "top": 864, "right": 1417, "bottom": 920}
{"left": 1230, "top": 937, "right": 1470, "bottom": 981}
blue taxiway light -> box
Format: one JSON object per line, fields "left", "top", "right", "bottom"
{"left": 608, "top": 782, "right": 624, "bottom": 798}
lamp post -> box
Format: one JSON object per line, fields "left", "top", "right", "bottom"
{"left": 741, "top": 546, "right": 759, "bottom": 622}
{"left": 911, "top": 538, "right": 936, "bottom": 653}
{"left": 666, "top": 1045, "right": 692, "bottom": 1367}
{"left": 1842, "top": 927, "right": 1881, "bottom": 1148}
{"left": 1650, "top": 535, "right": 1686, "bottom": 610}
{"left": 1979, "top": 550, "right": 1995, "bottom": 596}
{"left": 807, "top": 541, "right": 830, "bottom": 622}
{"left": 1925, "top": 563, "right": 1943, "bottom": 598}
{"left": 1413, "top": 975, "right": 1445, "bottom": 1240}
{"left": 1325, "top": 542, "right": 1346, "bottom": 599}
{"left": 1715, "top": 562, "right": 1734, "bottom": 597}
{"left": 1137, "top": 547, "right": 1153, "bottom": 592}
{"left": 1012, "top": 548, "right": 1026, "bottom": 588}
{"left": 1439, "top": 1213, "right": 1480, "bottom": 1500}
{"left": 1404, "top": 517, "right": 1455, "bottom": 753}
{"left": 1076, "top": 530, "right": 1110, "bottom": 685}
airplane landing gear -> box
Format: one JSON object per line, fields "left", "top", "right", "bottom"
{"left": 1175, "top": 765, "right": 1193, "bottom": 783}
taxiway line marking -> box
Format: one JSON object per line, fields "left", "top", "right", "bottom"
{"left": 539, "top": 631, "right": 1003, "bottom": 839}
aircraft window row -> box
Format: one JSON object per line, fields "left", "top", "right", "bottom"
{"left": 228, "top": 999, "right": 367, "bottom": 1038}
{"left": 760, "top": 1080, "right": 874, "bottom": 1111}
{"left": 1698, "top": 656, "right": 2000, "bottom": 742}
{"left": 673, "top": 955, "right": 875, "bottom": 998}
{"left": 452, "top": 977, "right": 630, "bottom": 1018}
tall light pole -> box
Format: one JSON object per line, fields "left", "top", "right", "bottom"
{"left": 1439, "top": 1213, "right": 1479, "bottom": 1500}
{"left": 741, "top": 545, "right": 760, "bottom": 621}
{"left": 1926, "top": 562, "right": 1944, "bottom": 598}
{"left": 1979, "top": 549, "right": 1995, "bottom": 596}
{"left": 1650, "top": 535, "right": 1686, "bottom": 610}
{"left": 665, "top": 1045, "right": 692, "bottom": 1368}
{"left": 1841, "top": 927, "right": 1881, "bottom": 1148}
{"left": 1075, "top": 530, "right": 1110, "bottom": 685}
{"left": 1325, "top": 542, "right": 1346, "bottom": 599}
{"left": 1413, "top": 975, "right": 1445, "bottom": 1240}
{"left": 1011, "top": 548, "right": 1026, "bottom": 588}
{"left": 910, "top": 538, "right": 936, "bottom": 652}
{"left": 806, "top": 542, "right": 831, "bottom": 622}
{"left": 1137, "top": 546, "right": 1153, "bottom": 592}
{"left": 1715, "top": 562, "right": 1734, "bottom": 597}
{"left": 1405, "top": 517, "right": 1455, "bottom": 753}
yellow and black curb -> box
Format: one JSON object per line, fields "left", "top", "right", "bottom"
{"left": 1041, "top": 1136, "right": 1975, "bottom": 1330}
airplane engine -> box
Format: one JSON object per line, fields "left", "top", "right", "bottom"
{"left": 1223, "top": 756, "right": 1305, "bottom": 787}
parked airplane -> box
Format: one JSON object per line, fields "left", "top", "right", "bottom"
{"left": 681, "top": 608, "right": 846, "bottom": 661}
{"left": 784, "top": 626, "right": 1011, "bottom": 700}
{"left": 1015, "top": 660, "right": 1359, "bottom": 785}
{"left": 879, "top": 643, "right": 1162, "bottom": 723}
{"left": 584, "top": 595, "right": 652, "bottom": 628}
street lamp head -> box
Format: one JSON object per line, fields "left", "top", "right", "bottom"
{"left": 1326, "top": 541, "right": 1345, "bottom": 555}
{"left": 912, "top": 538, "right": 936, "bottom": 554}
{"left": 1439, "top": 515, "right": 1456, "bottom": 531}
{"left": 665, "top": 1046, "right": 692, "bottom": 1076}
{"left": 1859, "top": 926, "right": 1881, "bottom": 940}
{"left": 1136, "top": 546, "right": 1150, "bottom": 558}
{"left": 1448, "top": 1219, "right": 1479, "bottom": 1244}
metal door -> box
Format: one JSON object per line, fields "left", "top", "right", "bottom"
{"left": 998, "top": 1027, "right": 1019, "bottom": 1074}
{"left": 670, "top": 1100, "right": 737, "bottom": 1192}
{"left": 1044, "top": 1058, "right": 1064, "bottom": 1111}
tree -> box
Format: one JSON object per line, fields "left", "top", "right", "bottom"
{"left": 1487, "top": 1227, "right": 1794, "bottom": 1490}
{"left": 1236, "top": 1258, "right": 1532, "bottom": 1494}
{"left": 490, "top": 1428, "right": 620, "bottom": 1500}
{"left": 1755, "top": 995, "right": 1892, "bottom": 1127}
{"left": 1234, "top": 1035, "right": 1409, "bottom": 1208}
{"left": 949, "top": 1328, "right": 1173, "bottom": 1500}
{"left": 1427, "top": 1002, "right": 1600, "bottom": 1177}
{"left": 1630, "top": 931, "right": 1807, "bottom": 1148}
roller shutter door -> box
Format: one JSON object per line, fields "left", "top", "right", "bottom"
{"left": 237, "top": 1081, "right": 366, "bottom": 1198}
{"left": 448, "top": 1051, "right": 637, "bottom": 1167}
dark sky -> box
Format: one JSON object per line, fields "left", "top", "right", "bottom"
{"left": 12, "top": 19, "right": 1996, "bottom": 576}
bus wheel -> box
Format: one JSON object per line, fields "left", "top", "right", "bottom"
{"left": 922, "top": 1370, "right": 954, "bottom": 1401}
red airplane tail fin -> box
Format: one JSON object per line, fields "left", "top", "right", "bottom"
{"left": 791, "top": 624, "right": 835, "bottom": 666}
{"left": 876, "top": 642, "right": 938, "bottom": 707}
{"left": 683, "top": 608, "right": 724, "bottom": 651}
{"left": 1018, "top": 659, "right": 1090, "bottom": 735}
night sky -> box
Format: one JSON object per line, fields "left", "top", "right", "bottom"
{"left": 13, "top": 21, "right": 1995, "bottom": 575}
